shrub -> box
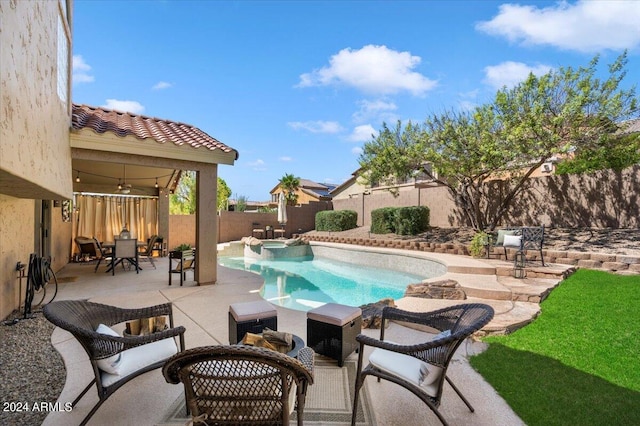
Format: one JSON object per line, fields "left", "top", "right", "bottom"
{"left": 469, "top": 231, "right": 489, "bottom": 257}
{"left": 315, "top": 210, "right": 358, "bottom": 231}
{"left": 371, "top": 207, "right": 397, "bottom": 234}
{"left": 395, "top": 206, "right": 430, "bottom": 235}
{"left": 371, "top": 206, "right": 430, "bottom": 236}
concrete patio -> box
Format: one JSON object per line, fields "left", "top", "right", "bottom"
{"left": 41, "top": 244, "right": 560, "bottom": 426}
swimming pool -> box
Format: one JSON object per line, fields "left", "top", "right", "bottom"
{"left": 218, "top": 255, "right": 427, "bottom": 311}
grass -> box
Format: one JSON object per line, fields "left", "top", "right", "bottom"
{"left": 470, "top": 269, "right": 640, "bottom": 426}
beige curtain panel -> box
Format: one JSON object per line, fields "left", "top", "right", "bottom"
{"left": 72, "top": 195, "right": 158, "bottom": 254}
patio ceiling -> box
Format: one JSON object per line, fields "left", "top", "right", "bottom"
{"left": 72, "top": 159, "right": 180, "bottom": 196}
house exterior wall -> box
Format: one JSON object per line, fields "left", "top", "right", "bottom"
{"left": 0, "top": 196, "right": 35, "bottom": 319}
{"left": 0, "top": 1, "right": 73, "bottom": 320}
{"left": 330, "top": 178, "right": 366, "bottom": 201}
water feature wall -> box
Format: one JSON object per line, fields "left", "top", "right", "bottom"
{"left": 244, "top": 242, "right": 312, "bottom": 260}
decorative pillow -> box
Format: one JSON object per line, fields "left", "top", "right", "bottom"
{"left": 496, "top": 230, "right": 516, "bottom": 245}
{"left": 95, "top": 324, "right": 123, "bottom": 375}
{"left": 433, "top": 329, "right": 451, "bottom": 340}
{"left": 503, "top": 234, "right": 522, "bottom": 248}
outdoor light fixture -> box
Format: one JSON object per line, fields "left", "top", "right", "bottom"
{"left": 155, "top": 177, "right": 159, "bottom": 188}
{"left": 75, "top": 171, "right": 80, "bottom": 183}
{"left": 513, "top": 250, "right": 526, "bottom": 279}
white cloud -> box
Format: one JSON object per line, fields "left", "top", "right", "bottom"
{"left": 72, "top": 55, "right": 94, "bottom": 84}
{"left": 152, "top": 81, "right": 173, "bottom": 90}
{"left": 348, "top": 124, "right": 378, "bottom": 142}
{"left": 352, "top": 99, "right": 398, "bottom": 123}
{"left": 287, "top": 120, "right": 344, "bottom": 134}
{"left": 476, "top": 1, "right": 640, "bottom": 52}
{"left": 483, "top": 61, "right": 553, "bottom": 90}
{"left": 247, "top": 159, "right": 267, "bottom": 171}
{"left": 351, "top": 146, "right": 363, "bottom": 155}
{"left": 297, "top": 44, "right": 437, "bottom": 96}
{"left": 102, "top": 99, "right": 145, "bottom": 114}
{"left": 279, "top": 156, "right": 293, "bottom": 162}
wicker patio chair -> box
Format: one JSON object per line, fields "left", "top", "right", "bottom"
{"left": 162, "top": 345, "right": 315, "bottom": 426}
{"left": 43, "top": 300, "right": 186, "bottom": 426}
{"left": 351, "top": 303, "right": 494, "bottom": 426}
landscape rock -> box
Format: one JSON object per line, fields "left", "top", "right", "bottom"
{"left": 404, "top": 279, "right": 467, "bottom": 300}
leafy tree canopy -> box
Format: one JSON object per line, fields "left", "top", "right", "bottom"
{"left": 359, "top": 52, "right": 638, "bottom": 230}
{"left": 169, "top": 171, "right": 233, "bottom": 214}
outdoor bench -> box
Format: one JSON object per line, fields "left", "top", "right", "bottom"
{"left": 485, "top": 225, "right": 545, "bottom": 266}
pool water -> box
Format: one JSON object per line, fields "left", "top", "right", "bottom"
{"left": 218, "top": 256, "right": 424, "bottom": 311}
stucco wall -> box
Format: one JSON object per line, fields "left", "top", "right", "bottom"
{"left": 168, "top": 201, "right": 332, "bottom": 247}
{"left": 0, "top": 1, "right": 73, "bottom": 320}
{"left": 0, "top": 196, "right": 35, "bottom": 320}
{"left": 0, "top": 1, "right": 73, "bottom": 200}
{"left": 332, "top": 166, "right": 640, "bottom": 229}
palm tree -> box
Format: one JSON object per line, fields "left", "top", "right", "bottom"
{"left": 279, "top": 173, "right": 300, "bottom": 206}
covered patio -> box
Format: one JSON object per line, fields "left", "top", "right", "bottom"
{"left": 40, "top": 250, "right": 525, "bottom": 426}
{"left": 70, "top": 104, "right": 238, "bottom": 285}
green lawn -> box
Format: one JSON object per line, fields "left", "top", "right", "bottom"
{"left": 470, "top": 269, "right": 640, "bottom": 426}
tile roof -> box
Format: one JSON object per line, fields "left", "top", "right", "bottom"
{"left": 72, "top": 104, "right": 238, "bottom": 158}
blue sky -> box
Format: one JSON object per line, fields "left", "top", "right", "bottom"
{"left": 72, "top": 0, "right": 640, "bottom": 201}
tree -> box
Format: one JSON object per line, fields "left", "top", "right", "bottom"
{"left": 170, "top": 171, "right": 233, "bottom": 214}
{"left": 170, "top": 171, "right": 195, "bottom": 214}
{"left": 217, "top": 178, "right": 231, "bottom": 211}
{"left": 279, "top": 173, "right": 301, "bottom": 206}
{"left": 359, "top": 53, "right": 638, "bottom": 231}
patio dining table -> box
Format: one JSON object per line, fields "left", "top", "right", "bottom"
{"left": 102, "top": 240, "right": 146, "bottom": 273}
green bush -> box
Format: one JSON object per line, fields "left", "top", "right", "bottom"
{"left": 469, "top": 231, "right": 489, "bottom": 257}
{"left": 371, "top": 206, "right": 430, "bottom": 235}
{"left": 371, "top": 207, "right": 397, "bottom": 234}
{"left": 315, "top": 210, "right": 358, "bottom": 231}
{"left": 395, "top": 206, "right": 430, "bottom": 235}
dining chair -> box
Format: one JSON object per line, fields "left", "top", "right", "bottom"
{"left": 110, "top": 238, "right": 139, "bottom": 275}
{"left": 93, "top": 237, "right": 113, "bottom": 273}
{"left": 139, "top": 235, "right": 158, "bottom": 269}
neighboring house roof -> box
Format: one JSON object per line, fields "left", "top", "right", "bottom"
{"left": 270, "top": 178, "right": 335, "bottom": 199}
{"left": 72, "top": 104, "right": 238, "bottom": 159}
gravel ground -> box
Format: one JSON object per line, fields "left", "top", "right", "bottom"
{"left": 1, "top": 226, "right": 638, "bottom": 426}
{"left": 0, "top": 310, "right": 65, "bottom": 426}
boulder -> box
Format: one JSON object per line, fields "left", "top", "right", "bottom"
{"left": 404, "top": 279, "right": 466, "bottom": 300}
{"left": 360, "top": 298, "right": 396, "bottom": 329}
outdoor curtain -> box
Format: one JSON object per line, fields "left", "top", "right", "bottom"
{"left": 72, "top": 195, "right": 158, "bottom": 254}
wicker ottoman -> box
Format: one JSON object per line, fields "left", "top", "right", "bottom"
{"left": 307, "top": 303, "right": 362, "bottom": 367}
{"left": 228, "top": 300, "right": 278, "bottom": 344}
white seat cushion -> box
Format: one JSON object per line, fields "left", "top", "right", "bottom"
{"left": 95, "top": 324, "right": 123, "bottom": 374}
{"left": 368, "top": 347, "right": 443, "bottom": 397}
{"left": 100, "top": 337, "right": 178, "bottom": 387}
